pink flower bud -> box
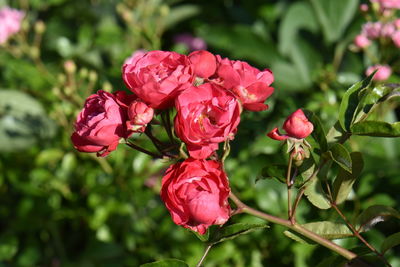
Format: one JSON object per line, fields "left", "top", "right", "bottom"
{"left": 354, "top": 34, "right": 371, "bottom": 48}
{"left": 267, "top": 109, "right": 314, "bottom": 141}
{"left": 381, "top": 23, "right": 396, "bottom": 37}
{"left": 188, "top": 50, "right": 217, "bottom": 79}
{"left": 360, "top": 3, "right": 369, "bottom": 11}
{"left": 127, "top": 101, "right": 154, "bottom": 132}
{"left": 392, "top": 31, "right": 400, "bottom": 47}
{"left": 366, "top": 65, "right": 392, "bottom": 81}
{"left": 362, "top": 22, "right": 382, "bottom": 39}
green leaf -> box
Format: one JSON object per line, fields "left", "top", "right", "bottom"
{"left": 332, "top": 152, "right": 363, "bottom": 204}
{"left": 326, "top": 143, "right": 352, "bottom": 173}
{"left": 0, "top": 236, "right": 18, "bottom": 261}
{"left": 190, "top": 228, "right": 210, "bottom": 242}
{"left": 140, "top": 259, "right": 188, "bottom": 267}
{"left": 0, "top": 90, "right": 56, "bottom": 152}
{"left": 304, "top": 177, "right": 331, "bottom": 209}
{"left": 310, "top": 0, "right": 358, "bottom": 43}
{"left": 338, "top": 74, "right": 374, "bottom": 131}
{"left": 284, "top": 221, "right": 353, "bottom": 245}
{"left": 351, "top": 121, "right": 400, "bottom": 137}
{"left": 381, "top": 232, "right": 400, "bottom": 255}
{"left": 278, "top": 2, "right": 319, "bottom": 55}
{"left": 260, "top": 164, "right": 287, "bottom": 184}
{"left": 207, "top": 223, "right": 269, "bottom": 245}
{"left": 356, "top": 205, "right": 400, "bottom": 232}
{"left": 326, "top": 121, "right": 347, "bottom": 144}
{"left": 163, "top": 5, "right": 200, "bottom": 30}
{"left": 303, "top": 110, "right": 328, "bottom": 152}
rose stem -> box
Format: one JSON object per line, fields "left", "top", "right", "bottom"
{"left": 196, "top": 244, "right": 213, "bottom": 267}
{"left": 229, "top": 192, "right": 357, "bottom": 260}
{"left": 125, "top": 142, "right": 163, "bottom": 159}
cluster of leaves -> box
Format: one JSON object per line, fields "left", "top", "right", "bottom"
{"left": 0, "top": 0, "right": 399, "bottom": 266}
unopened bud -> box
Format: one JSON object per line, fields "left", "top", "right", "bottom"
{"left": 102, "top": 81, "right": 113, "bottom": 92}
{"left": 64, "top": 60, "right": 76, "bottom": 73}
{"left": 35, "top": 21, "right": 46, "bottom": 34}
{"left": 89, "top": 71, "right": 98, "bottom": 82}
{"left": 57, "top": 74, "right": 66, "bottom": 84}
{"left": 79, "top": 68, "right": 88, "bottom": 78}
{"left": 30, "top": 47, "right": 40, "bottom": 59}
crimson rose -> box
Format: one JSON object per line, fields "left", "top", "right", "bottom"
{"left": 161, "top": 159, "right": 231, "bottom": 235}
{"left": 71, "top": 90, "right": 131, "bottom": 157}
{"left": 122, "top": 50, "right": 194, "bottom": 109}
{"left": 216, "top": 56, "right": 274, "bottom": 112}
{"left": 174, "top": 83, "right": 241, "bottom": 159}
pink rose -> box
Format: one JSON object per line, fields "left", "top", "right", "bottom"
{"left": 372, "top": 0, "right": 400, "bottom": 9}
{"left": 122, "top": 50, "right": 194, "bottom": 109}
{"left": 126, "top": 100, "right": 154, "bottom": 132}
{"left": 354, "top": 34, "right": 371, "bottom": 48}
{"left": 71, "top": 90, "right": 133, "bottom": 157}
{"left": 161, "top": 159, "right": 231, "bottom": 235}
{"left": 268, "top": 109, "right": 314, "bottom": 141}
{"left": 392, "top": 31, "right": 400, "bottom": 47}
{"left": 188, "top": 50, "right": 217, "bottom": 79}
{"left": 366, "top": 64, "right": 392, "bottom": 81}
{"left": 362, "top": 22, "right": 382, "bottom": 39}
{"left": 216, "top": 56, "right": 274, "bottom": 111}
{"left": 174, "top": 83, "right": 241, "bottom": 159}
{"left": 123, "top": 49, "right": 147, "bottom": 65}
{"left": 0, "top": 7, "right": 25, "bottom": 44}
{"left": 394, "top": 19, "right": 400, "bottom": 29}
{"left": 381, "top": 23, "right": 396, "bottom": 37}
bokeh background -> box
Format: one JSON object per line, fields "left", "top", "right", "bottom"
{"left": 0, "top": 0, "right": 399, "bottom": 266}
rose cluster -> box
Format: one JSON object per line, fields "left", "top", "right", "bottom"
{"left": 71, "top": 50, "right": 274, "bottom": 233}
{"left": 0, "top": 6, "right": 24, "bottom": 44}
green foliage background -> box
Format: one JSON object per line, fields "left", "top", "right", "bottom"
{"left": 0, "top": 0, "right": 399, "bottom": 266}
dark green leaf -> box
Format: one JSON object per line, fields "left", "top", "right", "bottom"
{"left": 332, "top": 152, "right": 363, "bottom": 204}
{"left": 304, "top": 177, "right": 331, "bottom": 209}
{"left": 0, "top": 236, "right": 18, "bottom": 261}
{"left": 0, "top": 90, "right": 56, "bottom": 152}
{"left": 326, "top": 121, "right": 348, "bottom": 144}
{"left": 326, "top": 143, "right": 352, "bottom": 173}
{"left": 381, "top": 232, "right": 400, "bottom": 255}
{"left": 304, "top": 110, "right": 328, "bottom": 152}
{"left": 355, "top": 85, "right": 392, "bottom": 123}
{"left": 284, "top": 221, "right": 353, "bottom": 245}
{"left": 338, "top": 74, "right": 374, "bottom": 131}
{"left": 310, "top": 0, "right": 358, "bottom": 43}
{"left": 351, "top": 121, "right": 400, "bottom": 137}
{"left": 260, "top": 164, "right": 287, "bottom": 184}
{"left": 141, "top": 259, "right": 188, "bottom": 267}
{"left": 208, "top": 223, "right": 269, "bottom": 245}
{"left": 356, "top": 205, "right": 400, "bottom": 232}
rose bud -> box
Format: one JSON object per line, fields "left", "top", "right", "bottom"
{"left": 122, "top": 50, "right": 194, "bottom": 109}
{"left": 365, "top": 64, "right": 392, "bottom": 81}
{"left": 161, "top": 159, "right": 231, "bottom": 235}
{"left": 216, "top": 56, "right": 274, "bottom": 111}
{"left": 126, "top": 100, "right": 154, "bottom": 132}
{"left": 354, "top": 34, "right": 371, "bottom": 48}
{"left": 71, "top": 90, "right": 131, "bottom": 157}
{"left": 174, "top": 83, "right": 241, "bottom": 159}
{"left": 267, "top": 109, "right": 314, "bottom": 140}
{"left": 188, "top": 50, "right": 217, "bottom": 79}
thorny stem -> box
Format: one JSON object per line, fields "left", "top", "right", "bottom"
{"left": 229, "top": 192, "right": 357, "bottom": 260}
{"left": 325, "top": 182, "right": 391, "bottom": 266}
{"left": 196, "top": 244, "right": 213, "bottom": 267}
{"left": 286, "top": 153, "right": 294, "bottom": 224}
{"left": 126, "top": 142, "right": 163, "bottom": 159}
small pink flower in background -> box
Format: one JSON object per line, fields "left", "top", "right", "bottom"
{"left": 161, "top": 159, "right": 231, "bottom": 235}
{"left": 126, "top": 100, "right": 154, "bottom": 132}
{"left": 360, "top": 3, "right": 369, "bottom": 11}
{"left": 123, "top": 49, "right": 147, "bottom": 65}
{"left": 380, "top": 23, "right": 396, "bottom": 37}
{"left": 0, "top": 7, "right": 24, "bottom": 44}
{"left": 268, "top": 109, "right": 314, "bottom": 141}
{"left": 366, "top": 65, "right": 392, "bottom": 81}
{"left": 371, "top": 0, "right": 400, "bottom": 9}
{"left": 392, "top": 31, "right": 400, "bottom": 47}
{"left": 362, "top": 22, "right": 382, "bottom": 39}
{"left": 354, "top": 34, "right": 371, "bottom": 48}
{"left": 174, "top": 33, "right": 207, "bottom": 52}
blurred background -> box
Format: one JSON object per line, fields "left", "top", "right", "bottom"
{"left": 0, "top": 0, "right": 399, "bottom": 266}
